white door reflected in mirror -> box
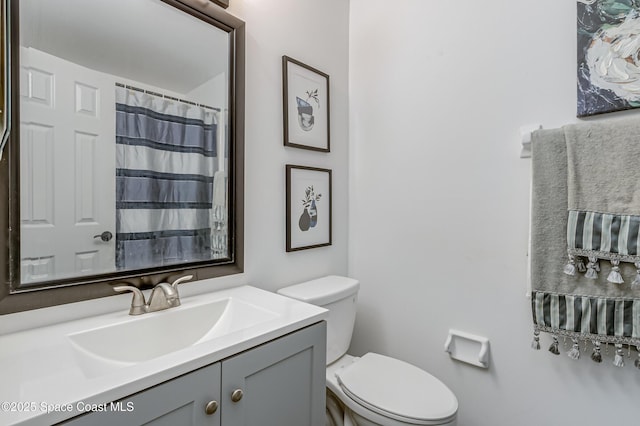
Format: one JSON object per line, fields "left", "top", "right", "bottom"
{"left": 20, "top": 47, "right": 116, "bottom": 284}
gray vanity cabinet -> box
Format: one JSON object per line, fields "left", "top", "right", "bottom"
{"left": 61, "top": 362, "right": 222, "bottom": 426}
{"left": 221, "top": 321, "right": 326, "bottom": 426}
{"left": 60, "top": 322, "right": 326, "bottom": 426}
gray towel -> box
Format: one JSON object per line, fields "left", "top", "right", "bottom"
{"left": 565, "top": 118, "right": 640, "bottom": 215}
{"left": 564, "top": 118, "right": 640, "bottom": 282}
{"left": 530, "top": 126, "right": 640, "bottom": 362}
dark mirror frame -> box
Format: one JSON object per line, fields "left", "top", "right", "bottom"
{"left": 0, "top": 0, "right": 244, "bottom": 315}
{"left": 212, "top": 0, "right": 229, "bottom": 9}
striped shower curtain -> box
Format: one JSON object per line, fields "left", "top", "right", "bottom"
{"left": 115, "top": 85, "right": 219, "bottom": 269}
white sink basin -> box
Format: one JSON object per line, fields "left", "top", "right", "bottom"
{"left": 68, "top": 296, "right": 279, "bottom": 370}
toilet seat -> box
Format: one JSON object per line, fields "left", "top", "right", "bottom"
{"left": 335, "top": 353, "right": 458, "bottom": 425}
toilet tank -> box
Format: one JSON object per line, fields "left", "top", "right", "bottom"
{"left": 278, "top": 276, "right": 360, "bottom": 365}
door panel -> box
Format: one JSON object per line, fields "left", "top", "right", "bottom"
{"left": 19, "top": 47, "right": 116, "bottom": 284}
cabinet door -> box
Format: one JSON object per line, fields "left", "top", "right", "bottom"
{"left": 221, "top": 322, "right": 326, "bottom": 426}
{"left": 60, "top": 362, "right": 221, "bottom": 426}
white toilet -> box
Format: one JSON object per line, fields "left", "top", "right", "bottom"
{"left": 278, "top": 276, "right": 458, "bottom": 426}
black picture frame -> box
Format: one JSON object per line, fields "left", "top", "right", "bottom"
{"left": 286, "top": 165, "right": 332, "bottom": 251}
{"left": 282, "top": 56, "right": 330, "bottom": 152}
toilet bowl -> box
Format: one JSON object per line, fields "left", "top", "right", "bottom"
{"left": 278, "top": 276, "right": 458, "bottom": 426}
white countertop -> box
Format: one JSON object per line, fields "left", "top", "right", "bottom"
{"left": 0, "top": 285, "right": 327, "bottom": 425}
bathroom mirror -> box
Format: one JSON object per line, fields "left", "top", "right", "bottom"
{"left": 0, "top": 0, "right": 245, "bottom": 313}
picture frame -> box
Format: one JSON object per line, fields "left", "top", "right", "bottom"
{"left": 282, "top": 56, "right": 330, "bottom": 152}
{"left": 286, "top": 165, "right": 332, "bottom": 252}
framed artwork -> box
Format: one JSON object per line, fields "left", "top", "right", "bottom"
{"left": 577, "top": 1, "right": 640, "bottom": 116}
{"left": 282, "top": 56, "right": 330, "bottom": 152}
{"left": 286, "top": 165, "right": 332, "bottom": 252}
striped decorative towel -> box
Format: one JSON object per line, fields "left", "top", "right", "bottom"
{"left": 530, "top": 120, "right": 640, "bottom": 369}
{"left": 564, "top": 119, "right": 640, "bottom": 285}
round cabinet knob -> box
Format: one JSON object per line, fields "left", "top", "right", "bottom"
{"left": 204, "top": 400, "right": 218, "bottom": 415}
{"left": 231, "top": 389, "right": 244, "bottom": 403}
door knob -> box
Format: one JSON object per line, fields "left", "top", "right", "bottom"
{"left": 204, "top": 400, "right": 218, "bottom": 415}
{"left": 93, "top": 231, "right": 113, "bottom": 242}
{"left": 231, "top": 389, "right": 243, "bottom": 402}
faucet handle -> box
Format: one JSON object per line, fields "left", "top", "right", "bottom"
{"left": 113, "top": 285, "right": 147, "bottom": 315}
{"left": 171, "top": 275, "right": 193, "bottom": 289}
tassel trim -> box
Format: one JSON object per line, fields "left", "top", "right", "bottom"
{"left": 563, "top": 254, "right": 577, "bottom": 276}
{"left": 567, "top": 338, "right": 581, "bottom": 360}
{"left": 569, "top": 248, "right": 640, "bottom": 264}
{"left": 548, "top": 335, "right": 560, "bottom": 355}
{"left": 613, "top": 344, "right": 625, "bottom": 368}
{"left": 563, "top": 249, "right": 640, "bottom": 284}
{"left": 591, "top": 341, "right": 602, "bottom": 363}
{"left": 531, "top": 330, "right": 540, "bottom": 350}
{"left": 534, "top": 325, "right": 640, "bottom": 347}
{"left": 632, "top": 262, "right": 640, "bottom": 288}
{"left": 585, "top": 256, "right": 599, "bottom": 279}
{"left": 607, "top": 259, "right": 624, "bottom": 284}
{"left": 532, "top": 327, "right": 640, "bottom": 369}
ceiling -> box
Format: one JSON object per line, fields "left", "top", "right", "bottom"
{"left": 19, "top": 0, "right": 229, "bottom": 95}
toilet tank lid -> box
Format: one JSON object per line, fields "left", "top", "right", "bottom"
{"left": 277, "top": 275, "right": 360, "bottom": 306}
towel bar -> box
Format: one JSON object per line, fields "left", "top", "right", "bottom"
{"left": 519, "top": 124, "right": 542, "bottom": 158}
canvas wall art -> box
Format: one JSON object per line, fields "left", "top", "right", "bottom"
{"left": 578, "top": 0, "right": 640, "bottom": 116}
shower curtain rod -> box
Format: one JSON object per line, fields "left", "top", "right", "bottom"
{"left": 115, "top": 82, "right": 222, "bottom": 112}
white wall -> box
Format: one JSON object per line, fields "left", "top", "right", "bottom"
{"left": 226, "top": 0, "right": 350, "bottom": 292}
{"left": 349, "top": 1, "right": 638, "bottom": 425}
{"left": 186, "top": 72, "right": 227, "bottom": 110}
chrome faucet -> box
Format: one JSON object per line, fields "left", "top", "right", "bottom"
{"left": 113, "top": 275, "right": 193, "bottom": 315}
